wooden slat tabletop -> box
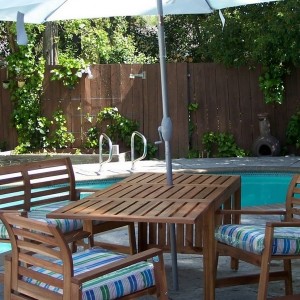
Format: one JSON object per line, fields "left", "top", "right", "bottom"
{"left": 120, "top": 172, "right": 240, "bottom": 187}
{"left": 48, "top": 197, "right": 208, "bottom": 224}
{"left": 48, "top": 173, "right": 241, "bottom": 225}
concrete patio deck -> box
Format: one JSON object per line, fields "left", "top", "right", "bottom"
{"left": 1, "top": 156, "right": 300, "bottom": 299}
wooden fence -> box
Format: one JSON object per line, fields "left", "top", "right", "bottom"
{"left": 1, "top": 63, "right": 300, "bottom": 158}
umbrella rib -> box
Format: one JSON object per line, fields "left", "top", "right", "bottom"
{"left": 204, "top": 0, "right": 214, "bottom": 10}
{"left": 43, "top": 0, "right": 68, "bottom": 22}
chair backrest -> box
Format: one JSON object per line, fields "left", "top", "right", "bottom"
{"left": 285, "top": 174, "right": 300, "bottom": 221}
{"left": 1, "top": 212, "right": 74, "bottom": 299}
{"left": 0, "top": 158, "right": 77, "bottom": 212}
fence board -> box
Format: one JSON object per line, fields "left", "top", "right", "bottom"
{"left": 144, "top": 64, "right": 162, "bottom": 157}
{"left": 248, "top": 66, "right": 264, "bottom": 144}
{"left": 226, "top": 68, "right": 241, "bottom": 145}
{"left": 205, "top": 64, "right": 219, "bottom": 134}
{"left": 189, "top": 63, "right": 206, "bottom": 153}
{"left": 173, "top": 63, "right": 189, "bottom": 158}
{"left": 238, "top": 67, "right": 253, "bottom": 150}
{"left": 167, "top": 64, "right": 188, "bottom": 158}
{"left": 215, "top": 65, "right": 230, "bottom": 133}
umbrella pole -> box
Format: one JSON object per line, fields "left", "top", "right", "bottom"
{"left": 157, "top": 0, "right": 178, "bottom": 291}
{"left": 157, "top": 0, "right": 173, "bottom": 185}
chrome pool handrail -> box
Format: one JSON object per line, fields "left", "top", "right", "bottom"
{"left": 131, "top": 131, "right": 147, "bottom": 170}
{"left": 98, "top": 133, "right": 112, "bottom": 173}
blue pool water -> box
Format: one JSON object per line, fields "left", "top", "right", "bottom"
{"left": 0, "top": 174, "right": 294, "bottom": 253}
{"left": 76, "top": 178, "right": 122, "bottom": 190}
{"left": 238, "top": 173, "right": 293, "bottom": 207}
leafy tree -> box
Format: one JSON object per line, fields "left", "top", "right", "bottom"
{"left": 56, "top": 18, "right": 155, "bottom": 64}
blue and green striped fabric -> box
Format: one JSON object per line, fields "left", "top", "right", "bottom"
{"left": 0, "top": 201, "right": 83, "bottom": 239}
{"left": 23, "top": 247, "right": 155, "bottom": 300}
{"left": 215, "top": 224, "right": 300, "bottom": 255}
{"left": 29, "top": 201, "right": 83, "bottom": 233}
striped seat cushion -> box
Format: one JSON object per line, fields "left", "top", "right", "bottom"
{"left": 0, "top": 202, "right": 83, "bottom": 239}
{"left": 215, "top": 224, "right": 300, "bottom": 255}
{"left": 29, "top": 201, "right": 84, "bottom": 233}
{"left": 31, "top": 200, "right": 105, "bottom": 227}
{"left": 24, "top": 247, "right": 155, "bottom": 300}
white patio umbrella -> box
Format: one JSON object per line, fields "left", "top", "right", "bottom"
{"left": 0, "top": 0, "right": 280, "bottom": 291}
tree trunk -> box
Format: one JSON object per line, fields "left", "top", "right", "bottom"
{"left": 43, "top": 22, "right": 58, "bottom": 65}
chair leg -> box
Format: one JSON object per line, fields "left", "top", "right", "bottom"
{"left": 152, "top": 252, "right": 169, "bottom": 300}
{"left": 230, "top": 257, "right": 239, "bottom": 271}
{"left": 4, "top": 256, "right": 12, "bottom": 300}
{"left": 257, "top": 226, "right": 274, "bottom": 300}
{"left": 128, "top": 223, "right": 137, "bottom": 254}
{"left": 257, "top": 255, "right": 271, "bottom": 300}
{"left": 283, "top": 259, "right": 293, "bottom": 295}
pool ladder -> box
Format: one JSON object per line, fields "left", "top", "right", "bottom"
{"left": 98, "top": 131, "right": 147, "bottom": 173}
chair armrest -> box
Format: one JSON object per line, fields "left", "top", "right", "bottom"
{"left": 72, "top": 248, "right": 164, "bottom": 285}
{"left": 75, "top": 188, "right": 98, "bottom": 200}
{"left": 266, "top": 221, "right": 300, "bottom": 228}
{"left": 218, "top": 209, "right": 286, "bottom": 216}
{"left": 0, "top": 210, "right": 28, "bottom": 217}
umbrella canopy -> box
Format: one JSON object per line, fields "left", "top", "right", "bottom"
{"left": 0, "top": 0, "right": 279, "bottom": 23}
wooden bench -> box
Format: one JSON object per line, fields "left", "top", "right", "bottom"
{"left": 0, "top": 158, "right": 136, "bottom": 265}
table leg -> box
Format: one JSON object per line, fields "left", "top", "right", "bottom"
{"left": 169, "top": 223, "right": 179, "bottom": 290}
{"left": 203, "top": 207, "right": 216, "bottom": 300}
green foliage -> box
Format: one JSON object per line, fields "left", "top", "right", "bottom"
{"left": 97, "top": 107, "right": 157, "bottom": 159}
{"left": 187, "top": 102, "right": 199, "bottom": 154}
{"left": 6, "top": 25, "right": 47, "bottom": 153}
{"left": 97, "top": 107, "right": 138, "bottom": 146}
{"left": 187, "top": 149, "right": 199, "bottom": 159}
{"left": 188, "top": 102, "right": 199, "bottom": 136}
{"left": 259, "top": 65, "right": 286, "bottom": 104}
{"left": 48, "top": 110, "right": 75, "bottom": 149}
{"left": 50, "top": 54, "right": 88, "bottom": 88}
{"left": 202, "top": 132, "right": 246, "bottom": 157}
{"left": 84, "top": 127, "right": 100, "bottom": 149}
{"left": 57, "top": 18, "right": 155, "bottom": 64}
{"left": 286, "top": 111, "right": 300, "bottom": 149}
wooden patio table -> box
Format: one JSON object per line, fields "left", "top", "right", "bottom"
{"left": 47, "top": 172, "right": 241, "bottom": 300}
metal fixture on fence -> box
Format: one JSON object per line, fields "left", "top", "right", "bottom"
{"left": 129, "top": 71, "right": 146, "bottom": 79}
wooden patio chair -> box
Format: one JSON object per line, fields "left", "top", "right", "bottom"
{"left": 1, "top": 212, "right": 168, "bottom": 300}
{"left": 214, "top": 173, "right": 300, "bottom": 300}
